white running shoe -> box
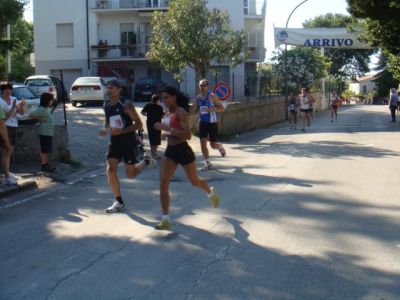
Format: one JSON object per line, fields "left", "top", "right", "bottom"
{"left": 5, "top": 176, "right": 18, "bottom": 186}
{"left": 144, "top": 156, "right": 157, "bottom": 168}
{"left": 9, "top": 173, "right": 21, "bottom": 181}
{"left": 201, "top": 161, "right": 212, "bottom": 171}
{"left": 106, "top": 201, "right": 126, "bottom": 214}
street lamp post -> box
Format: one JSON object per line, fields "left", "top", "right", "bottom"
{"left": 284, "top": 0, "right": 309, "bottom": 120}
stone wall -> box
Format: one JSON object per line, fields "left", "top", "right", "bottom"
{"left": 190, "top": 94, "right": 327, "bottom": 136}
{"left": 190, "top": 97, "right": 287, "bottom": 136}
{"left": 12, "top": 125, "right": 70, "bottom": 163}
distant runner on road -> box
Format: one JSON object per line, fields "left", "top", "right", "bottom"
{"left": 288, "top": 94, "right": 298, "bottom": 130}
{"left": 192, "top": 79, "right": 226, "bottom": 171}
{"left": 99, "top": 80, "right": 156, "bottom": 214}
{"left": 299, "top": 88, "right": 315, "bottom": 132}
{"left": 330, "top": 92, "right": 341, "bottom": 122}
{"left": 154, "top": 86, "right": 221, "bottom": 230}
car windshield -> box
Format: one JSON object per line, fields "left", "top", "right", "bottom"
{"left": 75, "top": 77, "right": 100, "bottom": 84}
{"left": 13, "top": 87, "right": 37, "bottom": 99}
{"left": 138, "top": 79, "right": 156, "bottom": 85}
{"left": 25, "top": 79, "right": 52, "bottom": 87}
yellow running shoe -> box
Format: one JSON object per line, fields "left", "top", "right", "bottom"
{"left": 209, "top": 187, "right": 220, "bottom": 208}
{"left": 155, "top": 219, "right": 172, "bottom": 230}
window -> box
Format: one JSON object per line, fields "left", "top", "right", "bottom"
{"left": 244, "top": 0, "right": 249, "bottom": 15}
{"left": 362, "top": 85, "right": 368, "bottom": 94}
{"left": 147, "top": 67, "right": 162, "bottom": 80}
{"left": 56, "top": 23, "right": 74, "bottom": 47}
{"left": 120, "top": 23, "right": 136, "bottom": 57}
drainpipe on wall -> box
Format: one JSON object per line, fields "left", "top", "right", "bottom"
{"left": 86, "top": 0, "right": 91, "bottom": 74}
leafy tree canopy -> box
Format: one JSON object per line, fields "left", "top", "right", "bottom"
{"left": 303, "top": 13, "right": 373, "bottom": 79}
{"left": 0, "top": 0, "right": 26, "bottom": 54}
{"left": 273, "top": 47, "right": 327, "bottom": 94}
{"left": 148, "top": 0, "right": 247, "bottom": 82}
{"left": 347, "top": 0, "right": 400, "bottom": 79}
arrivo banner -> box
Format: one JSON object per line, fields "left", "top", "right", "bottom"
{"left": 274, "top": 27, "right": 372, "bottom": 49}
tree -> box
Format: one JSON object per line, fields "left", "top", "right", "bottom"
{"left": 347, "top": 0, "right": 400, "bottom": 78}
{"left": 273, "top": 47, "right": 327, "bottom": 94}
{"left": 0, "top": 19, "right": 34, "bottom": 80}
{"left": 303, "top": 13, "right": 373, "bottom": 79}
{"left": 0, "top": 0, "right": 26, "bottom": 53}
{"left": 372, "top": 53, "right": 399, "bottom": 98}
{"left": 147, "top": 0, "right": 247, "bottom": 84}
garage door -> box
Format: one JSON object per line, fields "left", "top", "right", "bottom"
{"left": 51, "top": 69, "right": 83, "bottom": 93}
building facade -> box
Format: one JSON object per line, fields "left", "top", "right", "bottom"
{"left": 349, "top": 74, "right": 378, "bottom": 95}
{"left": 33, "top": 0, "right": 266, "bottom": 99}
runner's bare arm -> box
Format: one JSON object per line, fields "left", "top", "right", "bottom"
{"left": 125, "top": 104, "right": 143, "bottom": 132}
{"left": 211, "top": 93, "right": 224, "bottom": 113}
{"left": 191, "top": 97, "right": 199, "bottom": 113}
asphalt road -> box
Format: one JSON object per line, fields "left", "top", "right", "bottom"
{"left": 1, "top": 104, "right": 400, "bottom": 300}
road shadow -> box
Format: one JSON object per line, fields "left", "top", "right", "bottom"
{"left": 232, "top": 140, "right": 399, "bottom": 159}
{"left": 2, "top": 196, "right": 400, "bottom": 299}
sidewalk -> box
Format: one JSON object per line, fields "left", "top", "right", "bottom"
{"left": 0, "top": 162, "right": 83, "bottom": 198}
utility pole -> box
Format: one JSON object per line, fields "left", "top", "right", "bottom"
{"left": 7, "top": 24, "right": 12, "bottom": 74}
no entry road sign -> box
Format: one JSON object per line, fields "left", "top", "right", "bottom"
{"left": 213, "top": 82, "right": 231, "bottom": 101}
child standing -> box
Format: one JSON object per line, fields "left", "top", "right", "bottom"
{"left": 30, "top": 93, "right": 55, "bottom": 172}
{"left": 141, "top": 94, "right": 164, "bottom": 159}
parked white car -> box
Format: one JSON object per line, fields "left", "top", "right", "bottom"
{"left": 70, "top": 77, "right": 107, "bottom": 107}
{"left": 24, "top": 75, "right": 65, "bottom": 102}
{"left": 12, "top": 84, "right": 40, "bottom": 124}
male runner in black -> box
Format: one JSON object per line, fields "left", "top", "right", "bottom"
{"left": 99, "top": 80, "right": 155, "bottom": 213}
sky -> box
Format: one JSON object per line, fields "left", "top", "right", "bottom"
{"left": 24, "top": 0, "right": 355, "bottom": 61}
{"left": 265, "top": 0, "right": 349, "bottom": 58}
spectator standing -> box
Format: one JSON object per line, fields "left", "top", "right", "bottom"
{"left": 141, "top": 94, "right": 164, "bottom": 159}
{"left": 30, "top": 93, "right": 56, "bottom": 172}
{"left": 0, "top": 82, "right": 26, "bottom": 185}
{"left": 389, "top": 88, "right": 398, "bottom": 122}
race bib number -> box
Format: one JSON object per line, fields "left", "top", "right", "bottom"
{"left": 200, "top": 106, "right": 209, "bottom": 115}
{"left": 290, "top": 104, "right": 296, "bottom": 110}
{"left": 109, "top": 115, "right": 123, "bottom": 128}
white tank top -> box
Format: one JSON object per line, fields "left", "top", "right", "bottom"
{"left": 0, "top": 97, "right": 18, "bottom": 127}
{"left": 299, "top": 95, "right": 310, "bottom": 110}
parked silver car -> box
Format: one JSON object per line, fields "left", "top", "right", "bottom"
{"left": 12, "top": 84, "right": 40, "bottom": 124}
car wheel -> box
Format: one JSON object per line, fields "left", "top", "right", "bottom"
{"left": 72, "top": 101, "right": 77, "bottom": 107}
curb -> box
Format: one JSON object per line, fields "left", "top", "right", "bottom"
{"left": 0, "top": 180, "right": 38, "bottom": 199}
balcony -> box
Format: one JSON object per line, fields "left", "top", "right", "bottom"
{"left": 91, "top": 44, "right": 150, "bottom": 61}
{"left": 245, "top": 46, "right": 265, "bottom": 61}
{"left": 244, "top": 0, "right": 265, "bottom": 19}
{"left": 94, "top": 0, "right": 169, "bottom": 11}
{"left": 245, "top": 31, "right": 265, "bottom": 61}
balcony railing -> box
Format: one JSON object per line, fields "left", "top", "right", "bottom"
{"left": 245, "top": 46, "right": 265, "bottom": 61}
{"left": 95, "top": 0, "right": 169, "bottom": 10}
{"left": 91, "top": 44, "right": 150, "bottom": 60}
{"left": 246, "top": 31, "right": 263, "bottom": 48}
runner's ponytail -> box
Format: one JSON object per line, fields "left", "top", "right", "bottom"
{"left": 163, "top": 86, "right": 190, "bottom": 112}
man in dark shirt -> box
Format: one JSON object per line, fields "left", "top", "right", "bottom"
{"left": 99, "top": 80, "right": 156, "bottom": 213}
{"left": 141, "top": 94, "right": 164, "bottom": 159}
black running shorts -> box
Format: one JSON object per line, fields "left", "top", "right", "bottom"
{"left": 39, "top": 135, "right": 53, "bottom": 153}
{"left": 107, "top": 133, "right": 139, "bottom": 165}
{"left": 6, "top": 126, "right": 17, "bottom": 146}
{"left": 164, "top": 142, "right": 195, "bottom": 166}
{"left": 199, "top": 122, "right": 218, "bottom": 142}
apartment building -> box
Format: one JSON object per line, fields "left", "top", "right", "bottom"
{"left": 33, "top": 0, "right": 266, "bottom": 99}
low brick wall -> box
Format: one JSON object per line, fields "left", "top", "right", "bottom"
{"left": 189, "top": 94, "right": 327, "bottom": 136}
{"left": 190, "top": 97, "right": 287, "bottom": 136}
{"left": 12, "top": 125, "right": 71, "bottom": 163}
